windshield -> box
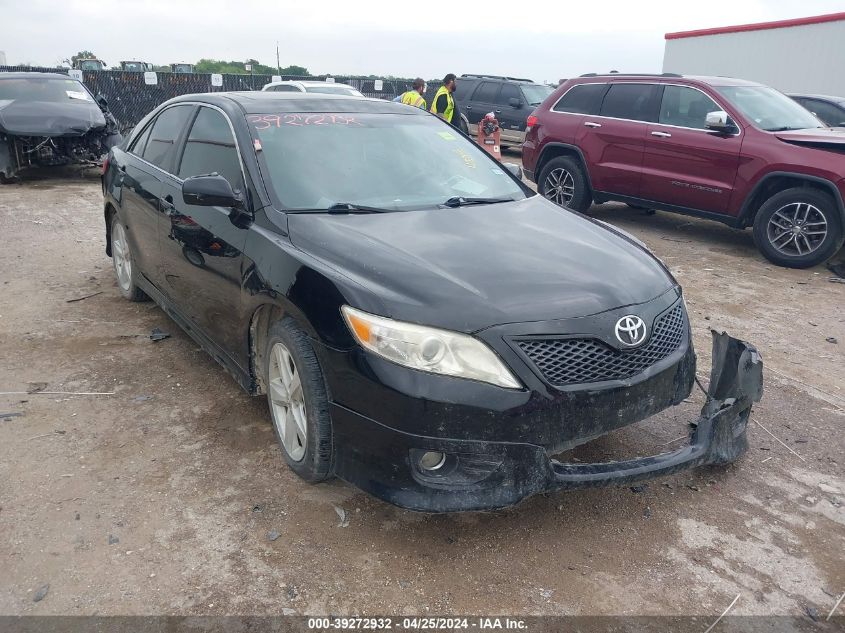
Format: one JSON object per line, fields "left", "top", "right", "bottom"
{"left": 716, "top": 85, "right": 823, "bottom": 131}
{"left": 248, "top": 112, "right": 528, "bottom": 211}
{"left": 0, "top": 77, "right": 92, "bottom": 102}
{"left": 520, "top": 84, "right": 553, "bottom": 106}
{"left": 304, "top": 85, "right": 363, "bottom": 97}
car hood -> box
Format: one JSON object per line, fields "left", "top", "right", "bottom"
{"left": 288, "top": 196, "right": 675, "bottom": 333}
{"left": 0, "top": 99, "right": 107, "bottom": 136}
{"left": 775, "top": 127, "right": 845, "bottom": 149}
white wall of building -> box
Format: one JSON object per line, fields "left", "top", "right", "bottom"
{"left": 663, "top": 19, "right": 845, "bottom": 95}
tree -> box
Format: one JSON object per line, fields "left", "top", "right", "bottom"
{"left": 64, "top": 50, "right": 98, "bottom": 67}
{"left": 279, "top": 65, "right": 309, "bottom": 77}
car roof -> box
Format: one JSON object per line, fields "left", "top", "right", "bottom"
{"left": 0, "top": 72, "right": 78, "bottom": 80}
{"left": 167, "top": 91, "right": 422, "bottom": 114}
{"left": 265, "top": 80, "right": 357, "bottom": 87}
{"left": 572, "top": 73, "right": 763, "bottom": 87}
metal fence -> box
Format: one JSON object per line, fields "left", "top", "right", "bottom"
{"left": 0, "top": 65, "right": 441, "bottom": 133}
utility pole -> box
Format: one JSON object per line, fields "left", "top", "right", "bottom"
{"left": 276, "top": 41, "right": 280, "bottom": 75}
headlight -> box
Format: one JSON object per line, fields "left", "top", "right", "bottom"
{"left": 341, "top": 306, "right": 521, "bottom": 389}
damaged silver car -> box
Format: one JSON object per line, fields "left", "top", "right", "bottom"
{"left": 0, "top": 72, "right": 122, "bottom": 182}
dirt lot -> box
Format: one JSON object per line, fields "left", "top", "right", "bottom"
{"left": 1, "top": 167, "right": 843, "bottom": 619}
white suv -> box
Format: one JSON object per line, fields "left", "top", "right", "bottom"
{"left": 261, "top": 80, "right": 364, "bottom": 97}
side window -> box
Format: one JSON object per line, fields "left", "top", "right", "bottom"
{"left": 270, "top": 84, "right": 298, "bottom": 92}
{"left": 497, "top": 83, "right": 522, "bottom": 106}
{"left": 129, "top": 122, "right": 153, "bottom": 156}
{"left": 803, "top": 99, "right": 844, "bottom": 126}
{"left": 472, "top": 81, "right": 500, "bottom": 103}
{"left": 178, "top": 107, "right": 244, "bottom": 192}
{"left": 142, "top": 105, "right": 193, "bottom": 171}
{"left": 552, "top": 83, "right": 608, "bottom": 115}
{"left": 599, "top": 84, "right": 658, "bottom": 122}
{"left": 659, "top": 85, "right": 720, "bottom": 129}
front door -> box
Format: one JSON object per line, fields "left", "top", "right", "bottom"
{"left": 158, "top": 105, "right": 250, "bottom": 363}
{"left": 494, "top": 83, "right": 527, "bottom": 144}
{"left": 639, "top": 85, "right": 742, "bottom": 214}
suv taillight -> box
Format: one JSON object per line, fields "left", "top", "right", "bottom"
{"left": 526, "top": 114, "right": 538, "bottom": 129}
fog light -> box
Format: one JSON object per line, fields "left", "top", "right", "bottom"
{"left": 418, "top": 451, "right": 446, "bottom": 471}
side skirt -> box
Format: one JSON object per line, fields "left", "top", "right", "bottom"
{"left": 592, "top": 191, "right": 744, "bottom": 229}
{"left": 135, "top": 274, "right": 256, "bottom": 394}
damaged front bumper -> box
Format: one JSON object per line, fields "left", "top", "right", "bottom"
{"left": 330, "top": 332, "right": 763, "bottom": 512}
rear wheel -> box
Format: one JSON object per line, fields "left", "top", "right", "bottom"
{"left": 752, "top": 187, "right": 843, "bottom": 268}
{"left": 110, "top": 214, "right": 148, "bottom": 301}
{"left": 538, "top": 156, "right": 592, "bottom": 212}
{"left": 264, "top": 318, "right": 334, "bottom": 482}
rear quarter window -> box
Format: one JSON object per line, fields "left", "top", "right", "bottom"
{"left": 552, "top": 83, "right": 608, "bottom": 114}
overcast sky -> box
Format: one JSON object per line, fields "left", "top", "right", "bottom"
{"left": 2, "top": 0, "right": 843, "bottom": 81}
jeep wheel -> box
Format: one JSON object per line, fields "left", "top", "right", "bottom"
{"left": 538, "top": 156, "right": 592, "bottom": 212}
{"left": 753, "top": 188, "right": 844, "bottom": 268}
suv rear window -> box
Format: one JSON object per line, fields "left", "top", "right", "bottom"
{"left": 599, "top": 84, "right": 657, "bottom": 121}
{"left": 553, "top": 83, "right": 607, "bottom": 115}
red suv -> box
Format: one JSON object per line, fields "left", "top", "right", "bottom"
{"left": 522, "top": 74, "right": 845, "bottom": 268}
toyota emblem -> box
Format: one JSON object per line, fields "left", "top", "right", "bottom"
{"left": 615, "top": 315, "right": 647, "bottom": 347}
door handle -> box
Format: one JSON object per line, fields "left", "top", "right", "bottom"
{"left": 651, "top": 131, "right": 672, "bottom": 138}
{"left": 465, "top": 105, "right": 472, "bottom": 109}
{"left": 584, "top": 121, "right": 601, "bottom": 128}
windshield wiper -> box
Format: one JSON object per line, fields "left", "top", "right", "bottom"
{"left": 442, "top": 196, "right": 514, "bottom": 208}
{"left": 325, "top": 202, "right": 391, "bottom": 214}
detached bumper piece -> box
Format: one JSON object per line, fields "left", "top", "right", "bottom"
{"left": 552, "top": 332, "right": 763, "bottom": 489}
{"left": 331, "top": 332, "right": 762, "bottom": 512}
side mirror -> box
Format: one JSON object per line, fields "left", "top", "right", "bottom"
{"left": 508, "top": 98, "right": 522, "bottom": 109}
{"left": 96, "top": 94, "right": 109, "bottom": 109}
{"left": 503, "top": 162, "right": 523, "bottom": 179}
{"left": 182, "top": 174, "right": 243, "bottom": 208}
{"left": 705, "top": 110, "right": 733, "bottom": 131}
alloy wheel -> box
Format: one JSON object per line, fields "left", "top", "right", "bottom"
{"left": 766, "top": 202, "right": 828, "bottom": 257}
{"left": 112, "top": 222, "right": 132, "bottom": 291}
{"left": 268, "top": 342, "right": 307, "bottom": 462}
{"left": 543, "top": 168, "right": 575, "bottom": 205}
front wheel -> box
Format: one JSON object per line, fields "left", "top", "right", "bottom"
{"left": 752, "top": 188, "right": 844, "bottom": 268}
{"left": 537, "top": 156, "right": 592, "bottom": 212}
{"left": 264, "top": 318, "right": 334, "bottom": 482}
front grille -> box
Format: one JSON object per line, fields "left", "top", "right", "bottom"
{"left": 516, "top": 304, "right": 686, "bottom": 387}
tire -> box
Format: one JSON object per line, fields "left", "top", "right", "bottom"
{"left": 264, "top": 317, "right": 334, "bottom": 482}
{"left": 537, "top": 156, "right": 592, "bottom": 212}
{"left": 752, "top": 187, "right": 844, "bottom": 268}
{"left": 457, "top": 114, "right": 469, "bottom": 135}
{"left": 109, "top": 213, "right": 148, "bottom": 301}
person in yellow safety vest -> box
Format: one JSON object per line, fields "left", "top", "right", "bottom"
{"left": 398, "top": 78, "right": 427, "bottom": 109}
{"left": 430, "top": 73, "right": 457, "bottom": 126}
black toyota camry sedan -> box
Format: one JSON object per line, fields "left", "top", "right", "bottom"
{"left": 102, "top": 92, "right": 762, "bottom": 512}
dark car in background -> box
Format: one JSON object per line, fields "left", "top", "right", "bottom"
{"left": 101, "top": 91, "right": 761, "bottom": 511}
{"left": 789, "top": 94, "right": 845, "bottom": 127}
{"left": 0, "top": 72, "right": 122, "bottom": 181}
{"left": 455, "top": 74, "right": 553, "bottom": 146}
{"left": 523, "top": 73, "right": 845, "bottom": 268}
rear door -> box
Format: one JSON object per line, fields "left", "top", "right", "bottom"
{"left": 495, "top": 83, "right": 527, "bottom": 143}
{"left": 158, "top": 105, "right": 250, "bottom": 361}
{"left": 464, "top": 81, "right": 500, "bottom": 132}
{"left": 117, "top": 105, "right": 194, "bottom": 288}
{"left": 574, "top": 82, "right": 658, "bottom": 197}
{"left": 640, "top": 84, "right": 742, "bottom": 214}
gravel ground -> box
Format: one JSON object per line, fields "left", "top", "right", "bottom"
{"left": 0, "top": 168, "right": 843, "bottom": 618}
